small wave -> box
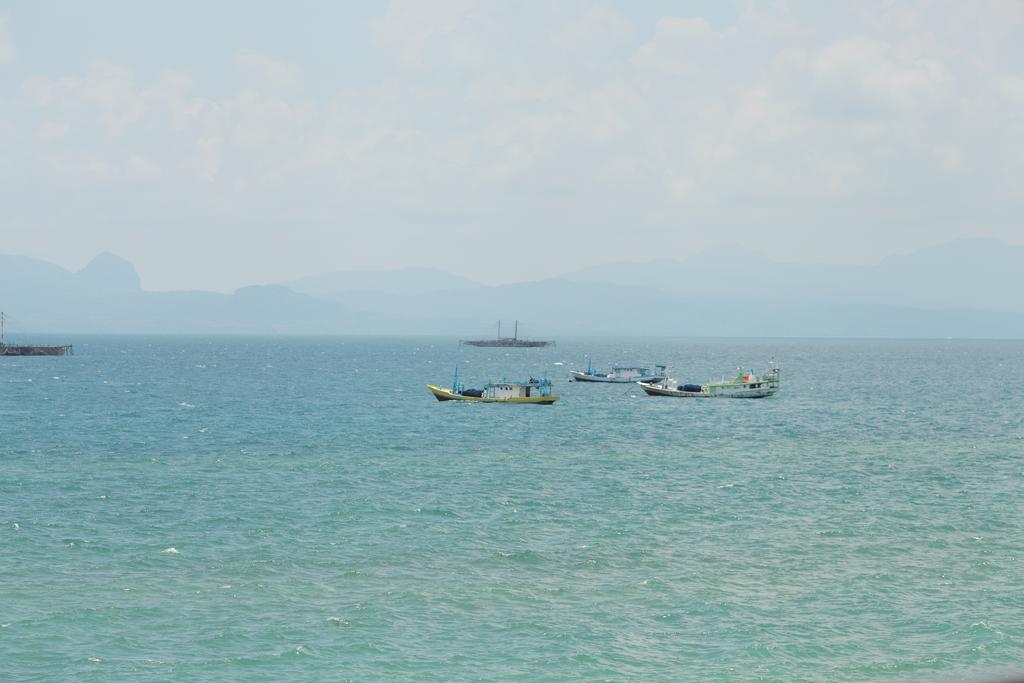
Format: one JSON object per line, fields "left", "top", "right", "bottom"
{"left": 414, "top": 507, "right": 459, "bottom": 517}
{"left": 178, "top": 402, "right": 195, "bottom": 408}
{"left": 162, "top": 547, "right": 180, "bottom": 554}
{"left": 327, "top": 616, "right": 351, "bottom": 627}
{"left": 494, "top": 549, "right": 545, "bottom": 565}
{"left": 87, "top": 657, "right": 102, "bottom": 664}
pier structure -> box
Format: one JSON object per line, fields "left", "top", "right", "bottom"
{"left": 0, "top": 312, "right": 73, "bottom": 356}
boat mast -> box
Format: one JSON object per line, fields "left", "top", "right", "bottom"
{"left": 514, "top": 320, "right": 518, "bottom": 341}
{"left": 1, "top": 311, "right": 5, "bottom": 346}
{"left": 497, "top": 320, "right": 501, "bottom": 339}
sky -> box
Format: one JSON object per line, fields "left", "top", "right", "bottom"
{"left": 1, "top": 1, "right": 1022, "bottom": 292}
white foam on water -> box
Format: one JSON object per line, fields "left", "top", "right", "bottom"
{"left": 12, "top": 522, "right": 19, "bottom": 530}
{"left": 162, "top": 547, "right": 180, "bottom": 554}
{"left": 178, "top": 402, "right": 195, "bottom": 408}
{"left": 88, "top": 657, "right": 102, "bottom": 663}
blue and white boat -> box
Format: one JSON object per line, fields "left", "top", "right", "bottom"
{"left": 570, "top": 359, "right": 666, "bottom": 384}
{"left": 428, "top": 367, "right": 559, "bottom": 404}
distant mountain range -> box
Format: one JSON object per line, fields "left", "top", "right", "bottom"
{"left": 287, "top": 267, "right": 480, "bottom": 298}
{"left": 1, "top": 238, "right": 1022, "bottom": 338}
{"left": 562, "top": 238, "right": 1024, "bottom": 314}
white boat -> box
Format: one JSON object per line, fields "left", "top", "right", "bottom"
{"left": 571, "top": 359, "right": 666, "bottom": 383}
{"left": 638, "top": 363, "right": 780, "bottom": 398}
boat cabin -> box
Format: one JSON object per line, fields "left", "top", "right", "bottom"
{"left": 482, "top": 378, "right": 553, "bottom": 399}
{"left": 611, "top": 366, "right": 650, "bottom": 380}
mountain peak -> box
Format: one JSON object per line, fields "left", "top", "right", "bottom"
{"left": 76, "top": 252, "right": 142, "bottom": 291}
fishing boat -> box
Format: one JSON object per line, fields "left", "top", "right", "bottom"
{"left": 460, "top": 320, "right": 554, "bottom": 348}
{"left": 570, "top": 359, "right": 666, "bottom": 383}
{"left": 638, "top": 363, "right": 780, "bottom": 398}
{"left": 427, "top": 367, "right": 558, "bottom": 404}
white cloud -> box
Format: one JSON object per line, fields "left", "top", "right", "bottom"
{"left": 371, "top": 0, "right": 480, "bottom": 69}
{"left": 192, "top": 136, "right": 223, "bottom": 183}
{"left": 26, "top": 62, "right": 146, "bottom": 136}
{"left": 555, "top": 4, "right": 634, "bottom": 52}
{"left": 126, "top": 154, "right": 161, "bottom": 179}
{"left": 813, "top": 36, "right": 950, "bottom": 110}
{"left": 233, "top": 50, "right": 302, "bottom": 88}
{"left": 633, "top": 16, "right": 722, "bottom": 75}
{"left": 0, "top": 15, "right": 13, "bottom": 64}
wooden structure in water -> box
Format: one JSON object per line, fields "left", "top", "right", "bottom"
{"left": 0, "top": 312, "right": 73, "bottom": 356}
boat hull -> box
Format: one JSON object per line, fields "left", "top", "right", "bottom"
{"left": 637, "top": 382, "right": 777, "bottom": 398}
{"left": 461, "top": 340, "right": 554, "bottom": 347}
{"left": 571, "top": 371, "right": 664, "bottom": 383}
{"left": 427, "top": 384, "right": 558, "bottom": 404}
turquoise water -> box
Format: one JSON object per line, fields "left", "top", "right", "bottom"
{"left": 2, "top": 336, "right": 1023, "bottom": 680}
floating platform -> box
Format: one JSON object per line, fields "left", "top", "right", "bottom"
{"left": 460, "top": 320, "right": 554, "bottom": 348}
{"left": 460, "top": 339, "right": 553, "bottom": 348}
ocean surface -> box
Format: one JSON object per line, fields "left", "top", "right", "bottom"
{"left": 2, "top": 336, "right": 1023, "bottom": 681}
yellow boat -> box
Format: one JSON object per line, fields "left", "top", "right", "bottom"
{"left": 428, "top": 368, "right": 558, "bottom": 405}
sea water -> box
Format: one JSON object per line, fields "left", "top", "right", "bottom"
{"left": 1, "top": 336, "right": 1022, "bottom": 680}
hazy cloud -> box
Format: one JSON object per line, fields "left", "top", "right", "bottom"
{"left": 26, "top": 62, "right": 146, "bottom": 136}
{"left": 233, "top": 50, "right": 303, "bottom": 89}
{"left": 3, "top": 1, "right": 1023, "bottom": 291}
{"left": 371, "top": 0, "right": 481, "bottom": 70}
{"left": 0, "top": 15, "right": 13, "bottom": 64}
